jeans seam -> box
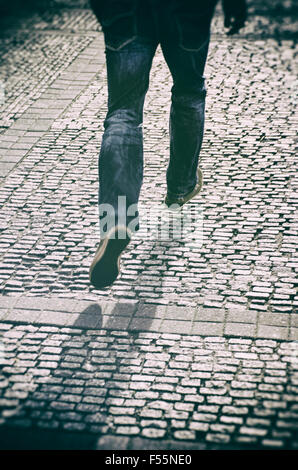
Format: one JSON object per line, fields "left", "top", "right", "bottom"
{"left": 105, "top": 35, "right": 138, "bottom": 52}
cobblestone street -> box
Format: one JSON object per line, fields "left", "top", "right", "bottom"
{"left": 0, "top": 0, "right": 297, "bottom": 450}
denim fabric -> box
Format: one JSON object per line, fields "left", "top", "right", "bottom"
{"left": 94, "top": 0, "right": 217, "bottom": 235}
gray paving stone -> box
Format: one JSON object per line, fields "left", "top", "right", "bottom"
{"left": 0, "top": 162, "right": 16, "bottom": 176}
{"left": 257, "top": 325, "right": 289, "bottom": 341}
{"left": 227, "top": 311, "right": 258, "bottom": 324}
{"left": 225, "top": 323, "right": 257, "bottom": 338}
{"left": 289, "top": 328, "right": 298, "bottom": 341}
{"left": 259, "top": 313, "right": 290, "bottom": 327}
{"left": 4, "top": 309, "right": 42, "bottom": 323}
{"left": 160, "top": 320, "right": 192, "bottom": 335}
{"left": 195, "top": 308, "right": 226, "bottom": 322}
{"left": 192, "top": 322, "right": 224, "bottom": 336}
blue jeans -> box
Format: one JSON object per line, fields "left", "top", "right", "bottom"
{"left": 96, "top": 0, "right": 216, "bottom": 235}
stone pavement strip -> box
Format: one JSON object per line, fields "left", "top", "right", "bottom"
{"left": 0, "top": 295, "right": 297, "bottom": 341}
{"left": 0, "top": 0, "right": 297, "bottom": 450}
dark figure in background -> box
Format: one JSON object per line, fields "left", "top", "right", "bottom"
{"left": 89, "top": 0, "right": 247, "bottom": 289}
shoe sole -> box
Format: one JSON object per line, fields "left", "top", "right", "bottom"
{"left": 89, "top": 226, "right": 131, "bottom": 289}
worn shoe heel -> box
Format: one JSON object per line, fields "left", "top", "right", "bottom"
{"left": 165, "top": 167, "right": 203, "bottom": 208}
{"left": 89, "top": 226, "right": 131, "bottom": 289}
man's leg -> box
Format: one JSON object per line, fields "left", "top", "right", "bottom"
{"left": 90, "top": 38, "right": 157, "bottom": 288}
{"left": 160, "top": 10, "right": 213, "bottom": 202}
{"left": 99, "top": 39, "right": 158, "bottom": 236}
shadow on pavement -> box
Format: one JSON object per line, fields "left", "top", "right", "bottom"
{"left": 0, "top": 300, "right": 156, "bottom": 450}
{"left": 0, "top": 426, "right": 98, "bottom": 450}
{"left": 73, "top": 303, "right": 103, "bottom": 330}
